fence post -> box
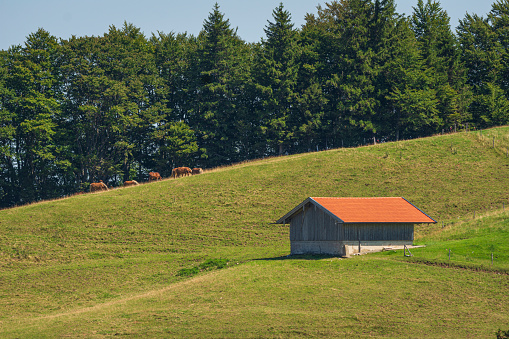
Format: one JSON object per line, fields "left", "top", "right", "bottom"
{"left": 491, "top": 253, "right": 494, "bottom": 266}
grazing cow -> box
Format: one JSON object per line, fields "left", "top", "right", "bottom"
{"left": 124, "top": 180, "right": 139, "bottom": 187}
{"left": 172, "top": 167, "right": 192, "bottom": 178}
{"left": 148, "top": 172, "right": 162, "bottom": 181}
{"left": 192, "top": 168, "right": 203, "bottom": 175}
{"left": 90, "top": 180, "right": 108, "bottom": 192}
{"left": 181, "top": 167, "right": 192, "bottom": 176}
{"left": 171, "top": 167, "right": 179, "bottom": 178}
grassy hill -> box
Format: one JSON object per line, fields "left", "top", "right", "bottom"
{"left": 1, "top": 127, "right": 508, "bottom": 337}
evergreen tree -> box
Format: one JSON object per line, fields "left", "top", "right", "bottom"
{"left": 304, "top": 0, "right": 378, "bottom": 147}
{"left": 411, "top": 0, "right": 470, "bottom": 130}
{"left": 458, "top": 4, "right": 509, "bottom": 127}
{"left": 189, "top": 4, "right": 250, "bottom": 166}
{"left": 376, "top": 3, "right": 442, "bottom": 138}
{"left": 370, "top": 0, "right": 412, "bottom": 139}
{"left": 491, "top": 0, "right": 509, "bottom": 94}
{"left": 253, "top": 3, "right": 301, "bottom": 155}
{"left": 295, "top": 18, "right": 327, "bottom": 151}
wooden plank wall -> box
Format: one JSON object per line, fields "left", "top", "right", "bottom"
{"left": 290, "top": 202, "right": 414, "bottom": 242}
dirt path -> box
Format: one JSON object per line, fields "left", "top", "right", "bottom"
{"left": 34, "top": 270, "right": 220, "bottom": 321}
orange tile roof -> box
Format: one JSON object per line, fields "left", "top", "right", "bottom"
{"left": 310, "top": 197, "right": 435, "bottom": 223}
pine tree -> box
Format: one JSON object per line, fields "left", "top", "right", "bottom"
{"left": 490, "top": 0, "right": 509, "bottom": 93}
{"left": 458, "top": 3, "right": 509, "bottom": 127}
{"left": 304, "top": 0, "right": 378, "bottom": 147}
{"left": 189, "top": 3, "right": 250, "bottom": 166}
{"left": 488, "top": 0, "right": 509, "bottom": 125}
{"left": 375, "top": 2, "right": 441, "bottom": 138}
{"left": 295, "top": 19, "right": 327, "bottom": 152}
{"left": 253, "top": 3, "right": 301, "bottom": 155}
{"left": 411, "top": 0, "right": 470, "bottom": 130}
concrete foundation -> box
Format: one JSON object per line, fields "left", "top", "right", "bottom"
{"left": 291, "top": 240, "right": 413, "bottom": 257}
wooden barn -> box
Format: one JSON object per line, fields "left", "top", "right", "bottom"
{"left": 275, "top": 197, "right": 436, "bottom": 256}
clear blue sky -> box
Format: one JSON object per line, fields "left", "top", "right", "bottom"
{"left": 0, "top": 0, "right": 495, "bottom": 51}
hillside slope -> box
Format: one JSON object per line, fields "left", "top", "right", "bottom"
{"left": 1, "top": 127, "right": 508, "bottom": 337}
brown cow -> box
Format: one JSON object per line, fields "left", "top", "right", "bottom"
{"left": 124, "top": 180, "right": 139, "bottom": 187}
{"left": 171, "top": 167, "right": 179, "bottom": 178}
{"left": 192, "top": 168, "right": 203, "bottom": 175}
{"left": 172, "top": 167, "right": 192, "bottom": 178}
{"left": 148, "top": 172, "right": 162, "bottom": 181}
{"left": 181, "top": 167, "right": 192, "bottom": 176}
{"left": 90, "top": 180, "right": 108, "bottom": 192}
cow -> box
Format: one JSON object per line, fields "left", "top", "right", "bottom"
{"left": 172, "top": 167, "right": 192, "bottom": 178}
{"left": 181, "top": 167, "right": 192, "bottom": 176}
{"left": 124, "top": 180, "right": 139, "bottom": 187}
{"left": 192, "top": 168, "right": 203, "bottom": 175}
{"left": 90, "top": 180, "right": 108, "bottom": 192}
{"left": 148, "top": 172, "right": 162, "bottom": 181}
{"left": 171, "top": 167, "right": 179, "bottom": 178}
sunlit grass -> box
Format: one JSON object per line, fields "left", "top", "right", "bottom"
{"left": 404, "top": 209, "right": 509, "bottom": 271}
{"left": 0, "top": 126, "right": 508, "bottom": 337}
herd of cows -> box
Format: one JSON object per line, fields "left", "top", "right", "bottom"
{"left": 89, "top": 167, "right": 203, "bottom": 192}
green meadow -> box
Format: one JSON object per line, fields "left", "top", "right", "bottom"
{"left": 1, "top": 127, "right": 508, "bottom": 338}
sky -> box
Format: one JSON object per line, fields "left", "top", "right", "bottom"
{"left": 0, "top": 0, "right": 496, "bottom": 51}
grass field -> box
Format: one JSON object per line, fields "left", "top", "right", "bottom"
{"left": 1, "top": 127, "right": 508, "bottom": 337}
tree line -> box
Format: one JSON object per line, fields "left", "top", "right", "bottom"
{"left": 1, "top": 0, "right": 509, "bottom": 208}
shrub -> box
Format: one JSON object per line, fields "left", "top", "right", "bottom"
{"left": 176, "top": 259, "right": 231, "bottom": 277}
{"left": 176, "top": 267, "right": 200, "bottom": 277}
{"left": 496, "top": 329, "right": 509, "bottom": 339}
{"left": 198, "top": 258, "right": 229, "bottom": 270}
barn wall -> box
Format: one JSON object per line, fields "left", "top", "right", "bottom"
{"left": 291, "top": 241, "right": 345, "bottom": 255}
{"left": 342, "top": 223, "right": 414, "bottom": 241}
{"left": 289, "top": 203, "right": 340, "bottom": 242}
{"left": 289, "top": 204, "right": 414, "bottom": 242}
{"left": 289, "top": 204, "right": 415, "bottom": 255}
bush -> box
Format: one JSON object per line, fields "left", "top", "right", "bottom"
{"left": 496, "top": 329, "right": 509, "bottom": 339}
{"left": 199, "top": 258, "right": 229, "bottom": 270}
{"left": 176, "top": 267, "right": 200, "bottom": 277}
{"left": 176, "top": 258, "right": 231, "bottom": 277}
